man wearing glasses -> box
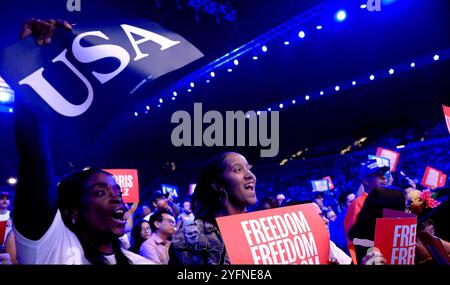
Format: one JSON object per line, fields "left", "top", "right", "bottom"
{"left": 139, "top": 209, "right": 177, "bottom": 264}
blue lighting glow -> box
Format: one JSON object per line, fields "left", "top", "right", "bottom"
{"left": 352, "top": 81, "right": 357, "bottom": 86}
{"left": 316, "top": 25, "right": 323, "bottom": 30}
{"left": 305, "top": 95, "right": 310, "bottom": 101}
{"left": 173, "top": 91, "right": 177, "bottom": 96}
{"left": 320, "top": 91, "right": 324, "bottom": 95}
{"left": 253, "top": 56, "right": 258, "bottom": 60}
{"left": 261, "top": 45, "right": 268, "bottom": 52}
{"left": 335, "top": 10, "right": 347, "bottom": 22}
{"left": 360, "top": 4, "right": 367, "bottom": 9}
{"left": 190, "top": 82, "right": 195, "bottom": 88}
{"left": 292, "top": 100, "right": 296, "bottom": 104}
{"left": 206, "top": 79, "right": 210, "bottom": 83}
{"left": 9, "top": 108, "right": 13, "bottom": 113}
{"left": 187, "top": 89, "right": 192, "bottom": 93}
{"left": 279, "top": 103, "right": 284, "bottom": 109}
{"left": 159, "top": 98, "right": 163, "bottom": 103}
{"left": 172, "top": 97, "right": 176, "bottom": 100}
{"left": 227, "top": 68, "right": 233, "bottom": 72}
{"left": 389, "top": 68, "right": 395, "bottom": 75}
{"left": 284, "top": 41, "right": 290, "bottom": 45}
{"left": 134, "top": 112, "right": 138, "bottom": 117}
{"left": 298, "top": 31, "right": 306, "bottom": 39}
{"left": 210, "top": 71, "right": 216, "bottom": 77}
{"left": 234, "top": 59, "right": 239, "bottom": 65}
{"left": 335, "top": 86, "right": 340, "bottom": 91}
{"left": 369, "top": 75, "right": 375, "bottom": 80}
{"left": 146, "top": 105, "right": 150, "bottom": 110}
{"left": 411, "top": 62, "right": 416, "bottom": 68}
{"left": 433, "top": 54, "right": 440, "bottom": 61}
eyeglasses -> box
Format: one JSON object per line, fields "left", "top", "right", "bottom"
{"left": 161, "top": 219, "right": 176, "bottom": 225}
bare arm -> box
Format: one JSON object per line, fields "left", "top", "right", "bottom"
{"left": 12, "top": 19, "right": 72, "bottom": 240}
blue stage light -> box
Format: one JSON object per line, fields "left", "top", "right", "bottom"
{"left": 210, "top": 71, "right": 216, "bottom": 77}
{"left": 298, "top": 31, "right": 306, "bottom": 38}
{"left": 305, "top": 95, "right": 310, "bottom": 101}
{"left": 261, "top": 46, "right": 268, "bottom": 52}
{"left": 284, "top": 41, "right": 290, "bottom": 46}
{"left": 234, "top": 59, "right": 239, "bottom": 65}
{"left": 253, "top": 56, "right": 258, "bottom": 60}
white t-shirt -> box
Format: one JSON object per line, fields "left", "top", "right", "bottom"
{"left": 0, "top": 210, "right": 10, "bottom": 222}
{"left": 14, "top": 210, "right": 153, "bottom": 264}
{"left": 329, "top": 240, "right": 352, "bottom": 265}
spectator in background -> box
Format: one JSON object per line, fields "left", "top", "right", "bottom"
{"left": 176, "top": 199, "right": 195, "bottom": 229}
{"left": 326, "top": 209, "right": 337, "bottom": 221}
{"left": 140, "top": 209, "right": 176, "bottom": 264}
{"left": 344, "top": 159, "right": 389, "bottom": 263}
{"left": 276, "top": 193, "right": 286, "bottom": 206}
{"left": 329, "top": 191, "right": 355, "bottom": 255}
{"left": 130, "top": 219, "right": 151, "bottom": 254}
{"left": 348, "top": 187, "right": 404, "bottom": 264}
{"left": 313, "top": 191, "right": 328, "bottom": 212}
{"left": 143, "top": 191, "right": 171, "bottom": 222}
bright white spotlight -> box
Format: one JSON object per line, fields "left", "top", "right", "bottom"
{"left": 335, "top": 86, "right": 340, "bottom": 91}
{"left": 253, "top": 56, "right": 258, "bottom": 60}
{"left": 234, "top": 59, "right": 239, "bottom": 65}
{"left": 279, "top": 103, "right": 284, "bottom": 109}
{"left": 173, "top": 91, "right": 178, "bottom": 96}
{"left": 352, "top": 81, "right": 357, "bottom": 86}
{"left": 157, "top": 104, "right": 161, "bottom": 108}
{"left": 190, "top": 82, "right": 195, "bottom": 88}
{"left": 320, "top": 91, "right": 324, "bottom": 95}
{"left": 360, "top": 4, "right": 367, "bottom": 9}
{"left": 7, "top": 177, "right": 17, "bottom": 185}
{"left": 305, "top": 95, "right": 310, "bottom": 101}
{"left": 146, "top": 105, "right": 150, "bottom": 110}
{"left": 369, "top": 75, "right": 375, "bottom": 80}
{"left": 298, "top": 31, "right": 306, "bottom": 38}
{"left": 172, "top": 97, "right": 176, "bottom": 100}
{"left": 316, "top": 25, "right": 323, "bottom": 30}
{"left": 134, "top": 112, "right": 138, "bottom": 117}
{"left": 262, "top": 45, "right": 268, "bottom": 52}
{"left": 433, "top": 54, "right": 440, "bottom": 61}
{"left": 210, "top": 71, "right": 216, "bottom": 77}
{"left": 389, "top": 68, "right": 395, "bottom": 75}
{"left": 8, "top": 108, "right": 13, "bottom": 113}
{"left": 206, "top": 79, "right": 210, "bottom": 83}
{"left": 0, "top": 92, "right": 10, "bottom": 103}
{"left": 227, "top": 68, "right": 233, "bottom": 72}
{"left": 292, "top": 99, "right": 296, "bottom": 104}
{"left": 187, "top": 89, "right": 192, "bottom": 93}
{"left": 159, "top": 98, "right": 163, "bottom": 103}
{"left": 335, "top": 10, "right": 347, "bottom": 22}
{"left": 284, "top": 41, "right": 290, "bottom": 45}
{"left": 257, "top": 111, "right": 261, "bottom": 115}
{"left": 410, "top": 62, "right": 416, "bottom": 68}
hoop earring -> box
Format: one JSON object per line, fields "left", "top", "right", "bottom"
{"left": 220, "top": 191, "right": 228, "bottom": 206}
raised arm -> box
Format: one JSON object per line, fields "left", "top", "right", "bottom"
{"left": 12, "top": 19, "right": 72, "bottom": 240}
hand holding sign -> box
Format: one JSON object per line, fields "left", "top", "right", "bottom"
{"left": 20, "top": 18, "right": 73, "bottom": 45}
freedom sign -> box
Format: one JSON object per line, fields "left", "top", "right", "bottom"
{"left": 0, "top": 18, "right": 203, "bottom": 165}
{"left": 374, "top": 209, "right": 417, "bottom": 265}
{"left": 216, "top": 203, "right": 330, "bottom": 265}
{"left": 103, "top": 169, "right": 139, "bottom": 203}
{"left": 376, "top": 147, "right": 400, "bottom": 172}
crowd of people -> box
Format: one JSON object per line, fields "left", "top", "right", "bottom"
{"left": 0, "top": 19, "right": 449, "bottom": 266}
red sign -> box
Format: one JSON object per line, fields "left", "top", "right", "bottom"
{"left": 438, "top": 173, "right": 447, "bottom": 188}
{"left": 322, "top": 176, "right": 335, "bottom": 190}
{"left": 443, "top": 105, "right": 450, "bottom": 134}
{"left": 103, "top": 169, "right": 139, "bottom": 203}
{"left": 216, "top": 204, "right": 330, "bottom": 264}
{"left": 421, "top": 166, "right": 443, "bottom": 189}
{"left": 374, "top": 209, "right": 417, "bottom": 265}
{"left": 376, "top": 147, "right": 400, "bottom": 172}
{"left": 0, "top": 221, "right": 6, "bottom": 245}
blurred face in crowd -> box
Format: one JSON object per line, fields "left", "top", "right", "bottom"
{"left": 362, "top": 170, "right": 388, "bottom": 192}
{"left": 182, "top": 201, "right": 192, "bottom": 214}
{"left": 155, "top": 213, "right": 177, "bottom": 237}
{"left": 153, "top": 196, "right": 169, "bottom": 211}
{"left": 220, "top": 153, "right": 257, "bottom": 210}
{"left": 0, "top": 193, "right": 11, "bottom": 213}
{"left": 346, "top": 193, "right": 355, "bottom": 206}
{"left": 313, "top": 203, "right": 329, "bottom": 232}
{"left": 79, "top": 172, "right": 127, "bottom": 239}
{"left": 276, "top": 194, "right": 285, "bottom": 206}
{"left": 142, "top": 205, "right": 151, "bottom": 217}
{"left": 313, "top": 194, "right": 324, "bottom": 208}
{"left": 140, "top": 221, "right": 151, "bottom": 240}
